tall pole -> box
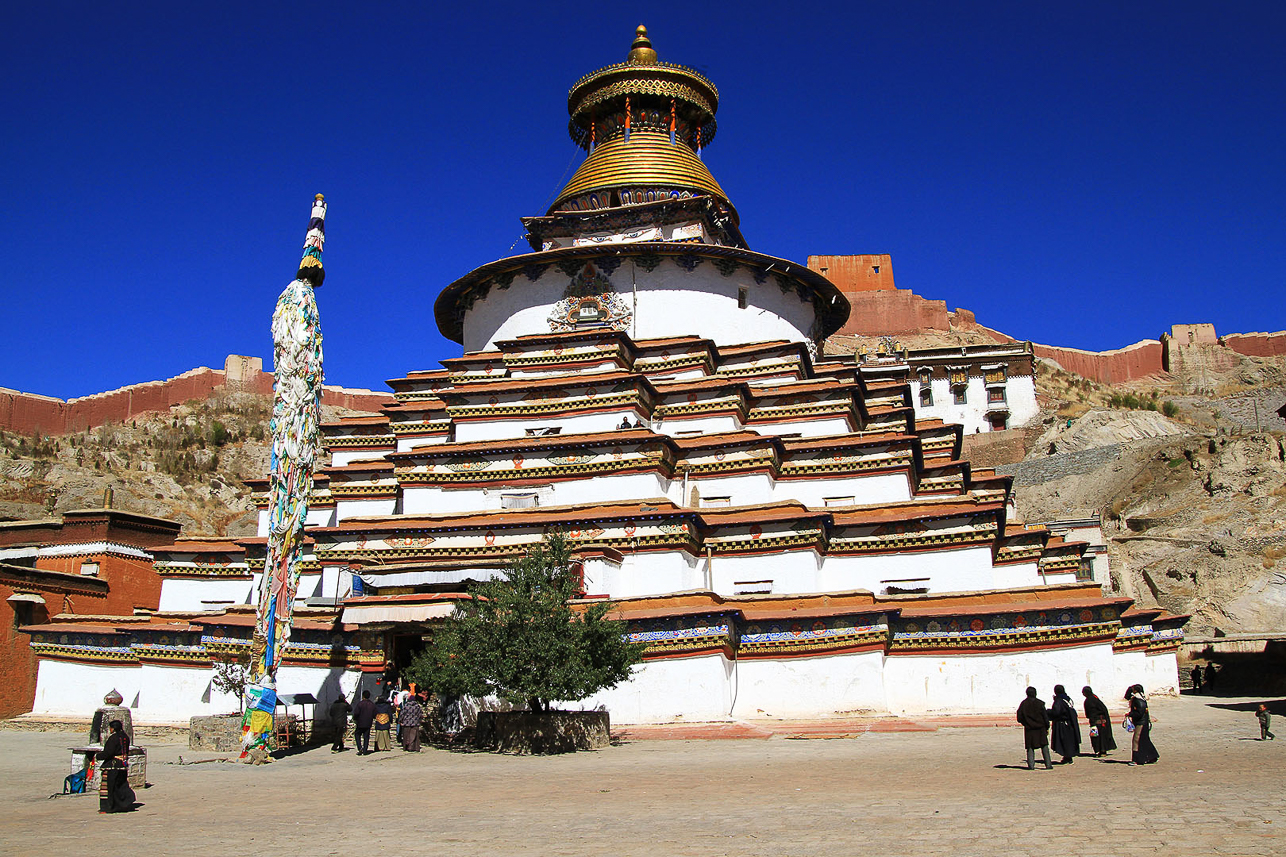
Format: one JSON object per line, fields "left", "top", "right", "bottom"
{"left": 241, "top": 195, "right": 327, "bottom": 759}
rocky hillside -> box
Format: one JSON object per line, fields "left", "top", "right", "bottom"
{"left": 1008, "top": 411, "right": 1286, "bottom": 635}
{"left": 0, "top": 391, "right": 365, "bottom": 536}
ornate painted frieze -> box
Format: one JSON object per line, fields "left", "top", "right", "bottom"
{"left": 738, "top": 616, "right": 888, "bottom": 658}
{"left": 889, "top": 607, "right": 1122, "bottom": 653}
{"left": 627, "top": 613, "right": 735, "bottom": 658}
{"left": 829, "top": 515, "right": 998, "bottom": 555}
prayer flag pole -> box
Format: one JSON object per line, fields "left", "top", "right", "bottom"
{"left": 241, "top": 195, "right": 327, "bottom": 760}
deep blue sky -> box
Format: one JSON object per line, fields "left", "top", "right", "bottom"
{"left": 3, "top": 1, "right": 1283, "bottom": 399}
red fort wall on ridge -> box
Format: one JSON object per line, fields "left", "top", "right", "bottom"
{"left": 0, "top": 356, "right": 392, "bottom": 437}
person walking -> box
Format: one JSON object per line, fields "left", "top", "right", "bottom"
{"left": 373, "top": 694, "right": 395, "bottom": 751}
{"left": 1126, "top": 684, "right": 1159, "bottom": 766}
{"left": 1017, "top": 687, "right": 1053, "bottom": 770}
{"left": 329, "top": 692, "right": 352, "bottom": 753}
{"left": 1204, "top": 663, "right": 1218, "bottom": 694}
{"left": 1190, "top": 666, "right": 1203, "bottom": 694}
{"left": 399, "top": 692, "right": 425, "bottom": 752}
{"left": 352, "top": 690, "right": 377, "bottom": 755}
{"left": 1081, "top": 686, "right": 1117, "bottom": 757}
{"left": 1050, "top": 684, "right": 1082, "bottom": 764}
{"left": 1256, "top": 704, "right": 1276, "bottom": 741}
{"left": 96, "top": 720, "right": 135, "bottom": 813}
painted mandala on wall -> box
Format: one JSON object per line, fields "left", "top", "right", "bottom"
{"left": 548, "top": 262, "right": 632, "bottom": 333}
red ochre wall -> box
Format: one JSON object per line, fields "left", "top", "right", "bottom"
{"left": 0, "top": 358, "right": 392, "bottom": 437}
{"left": 1223, "top": 331, "right": 1286, "bottom": 358}
{"left": 839, "top": 289, "right": 951, "bottom": 336}
{"left": 1032, "top": 340, "right": 1165, "bottom": 385}
{"left": 36, "top": 554, "right": 162, "bottom": 615}
{"left": 0, "top": 578, "right": 108, "bottom": 718}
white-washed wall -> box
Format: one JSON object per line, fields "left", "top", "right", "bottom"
{"left": 733, "top": 649, "right": 887, "bottom": 717}
{"left": 882, "top": 642, "right": 1118, "bottom": 715}
{"left": 578, "top": 653, "right": 735, "bottom": 723}
{"left": 464, "top": 263, "right": 819, "bottom": 353}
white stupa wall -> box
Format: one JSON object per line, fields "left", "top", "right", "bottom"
{"left": 883, "top": 642, "right": 1120, "bottom": 715}
{"left": 733, "top": 650, "right": 888, "bottom": 718}
{"left": 577, "top": 653, "right": 735, "bottom": 723}
{"left": 463, "top": 264, "right": 822, "bottom": 353}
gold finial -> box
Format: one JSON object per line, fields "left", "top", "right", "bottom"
{"left": 627, "top": 24, "right": 657, "bottom": 64}
{"left": 315, "top": 193, "right": 325, "bottom": 201}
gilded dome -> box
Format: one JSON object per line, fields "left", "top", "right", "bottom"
{"left": 549, "top": 26, "right": 733, "bottom": 219}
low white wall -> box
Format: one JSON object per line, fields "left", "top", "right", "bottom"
{"left": 29, "top": 659, "right": 363, "bottom": 725}
{"left": 733, "top": 649, "right": 886, "bottom": 718}
{"left": 30, "top": 660, "right": 143, "bottom": 718}
{"left": 580, "top": 653, "right": 734, "bottom": 724}
{"left": 882, "top": 641, "right": 1118, "bottom": 715}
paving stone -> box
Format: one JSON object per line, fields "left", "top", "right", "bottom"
{"left": 3, "top": 695, "right": 1283, "bottom": 855}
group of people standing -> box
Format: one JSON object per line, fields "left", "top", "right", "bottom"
{"left": 328, "top": 686, "right": 430, "bottom": 755}
{"left": 1017, "top": 684, "right": 1158, "bottom": 769}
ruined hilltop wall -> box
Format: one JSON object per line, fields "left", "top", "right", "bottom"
{"left": 0, "top": 356, "right": 391, "bottom": 436}
{"left": 1033, "top": 340, "right": 1165, "bottom": 385}
{"left": 1222, "top": 331, "right": 1286, "bottom": 359}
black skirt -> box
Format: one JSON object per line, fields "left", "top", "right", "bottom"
{"left": 99, "top": 765, "right": 135, "bottom": 813}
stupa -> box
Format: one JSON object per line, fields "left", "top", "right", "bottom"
{"left": 22, "top": 27, "right": 1184, "bottom": 726}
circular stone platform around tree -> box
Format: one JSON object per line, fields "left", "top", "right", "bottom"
{"left": 474, "top": 711, "right": 610, "bottom": 754}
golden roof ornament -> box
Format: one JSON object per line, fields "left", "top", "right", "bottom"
{"left": 549, "top": 25, "right": 735, "bottom": 219}
{"left": 627, "top": 25, "right": 657, "bottom": 65}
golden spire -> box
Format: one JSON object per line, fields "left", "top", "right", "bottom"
{"left": 627, "top": 25, "right": 657, "bottom": 65}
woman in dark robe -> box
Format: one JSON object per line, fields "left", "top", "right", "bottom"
{"left": 1126, "top": 684, "right": 1160, "bottom": 766}
{"left": 1049, "top": 684, "right": 1081, "bottom": 764}
{"left": 1081, "top": 685, "right": 1117, "bottom": 756}
{"left": 96, "top": 720, "right": 135, "bottom": 813}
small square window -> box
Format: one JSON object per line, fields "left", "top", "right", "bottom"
{"left": 501, "top": 493, "right": 538, "bottom": 509}
{"left": 823, "top": 496, "right": 855, "bottom": 507}
{"left": 702, "top": 496, "right": 731, "bottom": 508}
{"left": 920, "top": 386, "right": 933, "bottom": 407}
{"left": 80, "top": 562, "right": 100, "bottom": 577}
{"left": 738, "top": 287, "right": 748, "bottom": 309}
{"left": 872, "top": 265, "right": 880, "bottom": 274}
{"left": 953, "top": 389, "right": 967, "bottom": 405}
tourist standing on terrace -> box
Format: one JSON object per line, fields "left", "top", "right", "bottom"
{"left": 330, "top": 692, "right": 352, "bottom": 753}
{"left": 353, "top": 690, "right": 377, "bottom": 755}
{"left": 1126, "top": 684, "right": 1159, "bottom": 766}
{"left": 400, "top": 692, "right": 425, "bottom": 752}
{"left": 1050, "top": 685, "right": 1081, "bottom": 764}
{"left": 1081, "top": 686, "right": 1117, "bottom": 757}
{"left": 1256, "top": 704, "right": 1275, "bottom": 741}
{"left": 373, "top": 694, "right": 395, "bottom": 751}
{"left": 1017, "top": 687, "right": 1053, "bottom": 770}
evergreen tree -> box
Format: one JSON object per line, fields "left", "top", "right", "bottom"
{"left": 407, "top": 530, "right": 644, "bottom": 713}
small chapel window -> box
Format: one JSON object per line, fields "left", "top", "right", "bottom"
{"left": 953, "top": 388, "right": 967, "bottom": 405}
{"left": 738, "top": 287, "right": 748, "bottom": 309}
{"left": 501, "top": 493, "right": 539, "bottom": 509}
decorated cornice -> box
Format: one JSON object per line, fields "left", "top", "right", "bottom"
{"left": 153, "top": 560, "right": 253, "bottom": 579}
{"left": 738, "top": 616, "right": 888, "bottom": 659}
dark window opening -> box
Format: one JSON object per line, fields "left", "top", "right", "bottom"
{"left": 953, "top": 388, "right": 967, "bottom": 405}
{"left": 737, "top": 287, "right": 748, "bottom": 309}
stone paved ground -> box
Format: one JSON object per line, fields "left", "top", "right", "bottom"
{"left": 5, "top": 695, "right": 1285, "bottom": 856}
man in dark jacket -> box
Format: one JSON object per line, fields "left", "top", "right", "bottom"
{"left": 1017, "top": 686, "right": 1053, "bottom": 770}
{"left": 352, "top": 690, "right": 378, "bottom": 755}
{"left": 329, "top": 693, "right": 352, "bottom": 752}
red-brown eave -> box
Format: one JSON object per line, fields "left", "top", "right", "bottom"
{"left": 312, "top": 500, "right": 696, "bottom": 534}
{"left": 386, "top": 429, "right": 659, "bottom": 459}
{"left": 438, "top": 371, "right": 649, "bottom": 398}
{"left": 829, "top": 499, "right": 1004, "bottom": 527}
{"left": 898, "top": 596, "right": 1132, "bottom": 619}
